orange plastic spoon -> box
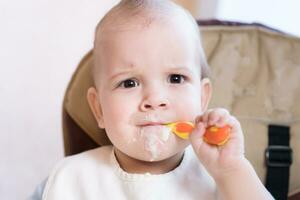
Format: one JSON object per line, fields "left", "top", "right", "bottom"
{"left": 166, "top": 121, "right": 195, "bottom": 139}
{"left": 203, "top": 125, "right": 231, "bottom": 146}
{"left": 166, "top": 121, "right": 230, "bottom": 146}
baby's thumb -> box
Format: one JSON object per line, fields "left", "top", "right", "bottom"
{"left": 189, "top": 122, "right": 206, "bottom": 150}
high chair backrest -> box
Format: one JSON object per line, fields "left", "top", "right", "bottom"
{"left": 62, "top": 20, "right": 300, "bottom": 199}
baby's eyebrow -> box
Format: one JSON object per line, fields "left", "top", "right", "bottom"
{"left": 108, "top": 62, "right": 138, "bottom": 81}
{"left": 109, "top": 70, "right": 133, "bottom": 81}
{"left": 167, "top": 66, "right": 194, "bottom": 74}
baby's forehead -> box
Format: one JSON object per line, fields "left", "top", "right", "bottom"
{"left": 95, "top": 18, "right": 199, "bottom": 63}
{"left": 95, "top": 14, "right": 199, "bottom": 53}
{"left": 92, "top": 1, "right": 206, "bottom": 86}
{"left": 95, "top": 1, "right": 200, "bottom": 44}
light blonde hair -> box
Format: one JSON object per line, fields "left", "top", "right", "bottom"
{"left": 92, "top": 0, "right": 210, "bottom": 86}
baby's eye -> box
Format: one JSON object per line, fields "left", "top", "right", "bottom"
{"left": 168, "top": 74, "right": 186, "bottom": 84}
{"left": 118, "top": 79, "right": 139, "bottom": 88}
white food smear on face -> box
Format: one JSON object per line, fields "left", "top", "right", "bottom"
{"left": 161, "top": 126, "right": 171, "bottom": 141}
{"left": 139, "top": 126, "right": 172, "bottom": 161}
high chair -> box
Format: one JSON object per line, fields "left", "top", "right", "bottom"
{"left": 62, "top": 20, "right": 300, "bottom": 200}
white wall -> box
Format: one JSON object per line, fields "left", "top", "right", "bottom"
{"left": 0, "top": 1, "right": 217, "bottom": 200}
{"left": 216, "top": 0, "right": 300, "bottom": 36}
{"left": 175, "top": 0, "right": 218, "bottom": 19}
{"left": 0, "top": 1, "right": 120, "bottom": 199}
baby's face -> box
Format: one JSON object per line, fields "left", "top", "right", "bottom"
{"left": 93, "top": 21, "right": 210, "bottom": 162}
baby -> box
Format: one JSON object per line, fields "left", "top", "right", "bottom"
{"left": 41, "top": 0, "right": 274, "bottom": 199}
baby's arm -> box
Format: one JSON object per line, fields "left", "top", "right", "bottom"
{"left": 189, "top": 108, "right": 274, "bottom": 200}
{"left": 214, "top": 157, "right": 273, "bottom": 200}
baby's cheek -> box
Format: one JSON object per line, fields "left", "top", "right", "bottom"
{"left": 175, "top": 86, "right": 201, "bottom": 106}
{"left": 176, "top": 99, "right": 202, "bottom": 120}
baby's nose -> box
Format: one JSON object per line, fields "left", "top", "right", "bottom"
{"left": 140, "top": 94, "right": 170, "bottom": 111}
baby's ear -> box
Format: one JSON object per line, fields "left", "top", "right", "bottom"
{"left": 200, "top": 78, "right": 212, "bottom": 111}
{"left": 87, "top": 87, "right": 105, "bottom": 128}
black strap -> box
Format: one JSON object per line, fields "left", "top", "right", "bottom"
{"left": 265, "top": 125, "right": 293, "bottom": 200}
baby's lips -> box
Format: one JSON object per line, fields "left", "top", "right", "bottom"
{"left": 166, "top": 121, "right": 231, "bottom": 146}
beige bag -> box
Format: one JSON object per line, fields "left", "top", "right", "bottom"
{"left": 63, "top": 21, "right": 300, "bottom": 199}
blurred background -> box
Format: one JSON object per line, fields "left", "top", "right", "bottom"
{"left": 0, "top": 0, "right": 299, "bottom": 199}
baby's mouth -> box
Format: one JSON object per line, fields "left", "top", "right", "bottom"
{"left": 138, "top": 125, "right": 172, "bottom": 161}
{"left": 138, "top": 121, "right": 168, "bottom": 126}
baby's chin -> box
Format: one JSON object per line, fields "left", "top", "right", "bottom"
{"left": 126, "top": 138, "right": 189, "bottom": 163}
{"left": 138, "top": 150, "right": 184, "bottom": 163}
{"left": 136, "top": 125, "right": 187, "bottom": 161}
{"left": 113, "top": 125, "right": 189, "bottom": 169}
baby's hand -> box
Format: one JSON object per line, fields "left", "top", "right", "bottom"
{"left": 189, "top": 108, "right": 246, "bottom": 180}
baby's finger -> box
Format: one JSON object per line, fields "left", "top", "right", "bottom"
{"left": 194, "top": 115, "right": 203, "bottom": 124}
{"left": 226, "top": 116, "right": 244, "bottom": 142}
{"left": 199, "top": 109, "right": 212, "bottom": 126}
{"left": 207, "top": 108, "right": 229, "bottom": 126}
{"left": 189, "top": 122, "right": 206, "bottom": 149}
{"left": 222, "top": 116, "right": 245, "bottom": 156}
{"left": 215, "top": 117, "right": 228, "bottom": 127}
{"left": 215, "top": 112, "right": 230, "bottom": 127}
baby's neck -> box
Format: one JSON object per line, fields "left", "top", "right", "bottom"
{"left": 114, "top": 149, "right": 185, "bottom": 174}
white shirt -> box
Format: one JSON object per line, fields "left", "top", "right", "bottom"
{"left": 42, "top": 145, "right": 218, "bottom": 200}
